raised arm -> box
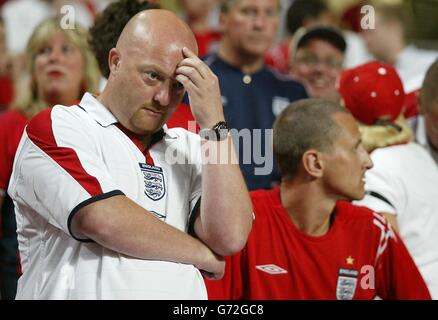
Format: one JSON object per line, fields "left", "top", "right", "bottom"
{"left": 176, "top": 47, "right": 253, "bottom": 256}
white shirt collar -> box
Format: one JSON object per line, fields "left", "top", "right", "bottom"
{"left": 77, "top": 92, "right": 178, "bottom": 139}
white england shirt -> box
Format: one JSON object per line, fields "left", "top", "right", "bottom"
{"left": 356, "top": 143, "right": 438, "bottom": 299}
{"left": 8, "top": 93, "right": 206, "bottom": 299}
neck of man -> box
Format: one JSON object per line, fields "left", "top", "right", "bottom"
{"left": 218, "top": 41, "right": 265, "bottom": 75}
{"left": 279, "top": 179, "right": 336, "bottom": 237}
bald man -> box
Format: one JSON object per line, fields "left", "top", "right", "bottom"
{"left": 7, "top": 10, "right": 253, "bottom": 299}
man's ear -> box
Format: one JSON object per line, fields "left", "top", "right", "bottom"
{"left": 302, "top": 149, "right": 324, "bottom": 178}
{"left": 108, "top": 48, "right": 121, "bottom": 75}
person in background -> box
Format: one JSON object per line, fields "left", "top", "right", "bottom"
{"left": 361, "top": 3, "right": 438, "bottom": 122}
{"left": 289, "top": 26, "right": 346, "bottom": 102}
{"left": 206, "top": 98, "right": 430, "bottom": 300}
{"left": 361, "top": 3, "right": 438, "bottom": 94}
{"left": 338, "top": 61, "right": 438, "bottom": 299}
{"left": 178, "top": 0, "right": 221, "bottom": 58}
{"left": 265, "top": 0, "right": 332, "bottom": 74}
{"left": 8, "top": 9, "right": 253, "bottom": 299}
{"left": 205, "top": 0, "right": 307, "bottom": 191}
{"left": 266, "top": 0, "right": 370, "bottom": 74}
{"left": 0, "top": 16, "right": 100, "bottom": 300}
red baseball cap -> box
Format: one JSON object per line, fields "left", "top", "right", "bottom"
{"left": 338, "top": 61, "right": 405, "bottom": 125}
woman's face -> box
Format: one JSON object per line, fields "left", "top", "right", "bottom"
{"left": 34, "top": 32, "right": 85, "bottom": 105}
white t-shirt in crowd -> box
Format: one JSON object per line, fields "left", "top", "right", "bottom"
{"left": 356, "top": 142, "right": 438, "bottom": 299}
{"left": 8, "top": 93, "right": 206, "bottom": 299}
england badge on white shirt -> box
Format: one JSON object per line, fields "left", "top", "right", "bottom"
{"left": 139, "top": 163, "right": 166, "bottom": 201}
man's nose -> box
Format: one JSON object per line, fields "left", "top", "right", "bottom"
{"left": 154, "top": 82, "right": 171, "bottom": 107}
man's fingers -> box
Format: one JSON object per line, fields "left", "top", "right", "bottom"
{"left": 200, "top": 270, "right": 224, "bottom": 280}
{"left": 179, "top": 47, "right": 211, "bottom": 79}
{"left": 175, "top": 74, "right": 196, "bottom": 92}
{"left": 182, "top": 46, "right": 197, "bottom": 58}
{"left": 176, "top": 65, "right": 203, "bottom": 88}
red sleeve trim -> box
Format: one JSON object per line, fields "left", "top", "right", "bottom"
{"left": 26, "top": 108, "right": 103, "bottom": 197}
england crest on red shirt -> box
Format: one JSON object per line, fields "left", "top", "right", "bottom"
{"left": 336, "top": 268, "right": 359, "bottom": 300}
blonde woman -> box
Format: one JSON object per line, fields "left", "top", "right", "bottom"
{"left": 0, "top": 16, "right": 100, "bottom": 300}
{"left": 339, "top": 61, "right": 438, "bottom": 299}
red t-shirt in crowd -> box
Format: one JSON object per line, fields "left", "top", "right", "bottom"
{"left": 264, "top": 41, "right": 290, "bottom": 75}
{"left": 0, "top": 110, "right": 28, "bottom": 192}
{"left": 0, "top": 75, "right": 14, "bottom": 111}
{"left": 205, "top": 188, "right": 431, "bottom": 300}
{"left": 194, "top": 30, "right": 221, "bottom": 58}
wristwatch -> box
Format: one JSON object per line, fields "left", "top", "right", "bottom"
{"left": 199, "top": 121, "right": 229, "bottom": 141}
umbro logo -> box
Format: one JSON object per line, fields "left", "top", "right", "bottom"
{"left": 255, "top": 264, "right": 288, "bottom": 275}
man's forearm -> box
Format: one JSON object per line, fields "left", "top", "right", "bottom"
{"left": 197, "top": 136, "right": 253, "bottom": 256}
{"left": 73, "top": 195, "right": 216, "bottom": 269}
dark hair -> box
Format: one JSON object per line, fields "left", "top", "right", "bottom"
{"left": 295, "top": 26, "right": 346, "bottom": 53}
{"left": 286, "top": 0, "right": 328, "bottom": 35}
{"left": 89, "top": 0, "right": 159, "bottom": 78}
{"left": 420, "top": 59, "right": 438, "bottom": 112}
{"left": 273, "top": 99, "right": 350, "bottom": 179}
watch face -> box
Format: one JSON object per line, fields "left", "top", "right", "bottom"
{"left": 200, "top": 122, "right": 229, "bottom": 141}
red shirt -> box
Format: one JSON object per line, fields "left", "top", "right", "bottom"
{"left": 166, "top": 103, "right": 198, "bottom": 133}
{"left": 194, "top": 30, "right": 221, "bottom": 58}
{"left": 206, "top": 188, "right": 431, "bottom": 300}
{"left": 264, "top": 41, "right": 290, "bottom": 75}
{"left": 0, "top": 75, "right": 14, "bottom": 111}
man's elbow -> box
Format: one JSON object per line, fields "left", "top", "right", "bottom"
{"left": 218, "top": 234, "right": 248, "bottom": 256}
{"left": 219, "top": 209, "right": 253, "bottom": 255}
{"left": 212, "top": 222, "right": 251, "bottom": 256}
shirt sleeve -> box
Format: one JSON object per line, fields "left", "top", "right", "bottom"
{"left": 373, "top": 213, "right": 431, "bottom": 300}
{"left": 7, "top": 106, "right": 123, "bottom": 241}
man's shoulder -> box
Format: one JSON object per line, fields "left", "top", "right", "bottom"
{"left": 250, "top": 188, "right": 274, "bottom": 200}
{"left": 26, "top": 104, "right": 89, "bottom": 143}
{"left": 28, "top": 104, "right": 81, "bottom": 127}
{"left": 336, "top": 201, "right": 374, "bottom": 219}
{"left": 250, "top": 189, "right": 278, "bottom": 215}
{"left": 336, "top": 201, "right": 392, "bottom": 235}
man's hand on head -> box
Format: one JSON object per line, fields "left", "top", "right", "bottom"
{"left": 175, "top": 47, "right": 225, "bottom": 129}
